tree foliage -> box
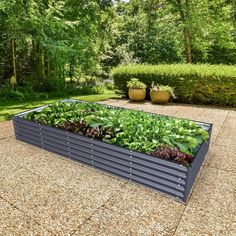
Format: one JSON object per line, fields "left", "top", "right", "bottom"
{"left": 0, "top": 0, "right": 235, "bottom": 92}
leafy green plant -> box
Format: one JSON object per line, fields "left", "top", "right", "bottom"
{"left": 151, "top": 82, "right": 176, "bottom": 98}
{"left": 103, "top": 79, "right": 114, "bottom": 90}
{"left": 25, "top": 101, "right": 209, "bottom": 166}
{"left": 7, "top": 90, "right": 25, "bottom": 100}
{"left": 127, "top": 78, "right": 146, "bottom": 89}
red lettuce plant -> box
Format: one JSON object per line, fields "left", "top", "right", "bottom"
{"left": 60, "top": 120, "right": 116, "bottom": 141}
{"left": 149, "top": 146, "right": 193, "bottom": 166}
{"left": 62, "top": 120, "right": 88, "bottom": 135}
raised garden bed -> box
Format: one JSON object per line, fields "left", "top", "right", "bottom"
{"left": 12, "top": 99, "right": 212, "bottom": 202}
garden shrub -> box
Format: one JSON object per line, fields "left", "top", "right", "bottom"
{"left": 0, "top": 84, "right": 49, "bottom": 101}
{"left": 103, "top": 79, "right": 114, "bottom": 90}
{"left": 111, "top": 64, "right": 236, "bottom": 107}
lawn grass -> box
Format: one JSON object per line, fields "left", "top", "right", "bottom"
{"left": 0, "top": 90, "right": 119, "bottom": 122}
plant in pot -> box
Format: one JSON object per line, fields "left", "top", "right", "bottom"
{"left": 127, "top": 78, "right": 147, "bottom": 102}
{"left": 150, "top": 82, "right": 175, "bottom": 104}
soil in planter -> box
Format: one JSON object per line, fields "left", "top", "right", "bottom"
{"left": 25, "top": 101, "right": 209, "bottom": 166}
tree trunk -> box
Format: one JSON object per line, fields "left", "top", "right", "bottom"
{"left": 41, "top": 51, "right": 45, "bottom": 81}
{"left": 12, "top": 39, "right": 17, "bottom": 85}
{"left": 177, "top": 0, "right": 192, "bottom": 63}
{"left": 69, "top": 63, "right": 74, "bottom": 83}
{"left": 47, "top": 60, "right": 51, "bottom": 78}
{"left": 32, "top": 39, "right": 42, "bottom": 83}
{"left": 62, "top": 65, "right": 65, "bottom": 81}
{"left": 183, "top": 26, "right": 192, "bottom": 63}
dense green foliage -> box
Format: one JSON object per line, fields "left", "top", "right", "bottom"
{"left": 127, "top": 78, "right": 146, "bottom": 89}
{"left": 0, "top": 0, "right": 113, "bottom": 93}
{"left": 25, "top": 101, "right": 209, "bottom": 165}
{"left": 0, "top": 0, "right": 235, "bottom": 98}
{"left": 101, "top": 0, "right": 236, "bottom": 67}
{"left": 112, "top": 64, "right": 236, "bottom": 107}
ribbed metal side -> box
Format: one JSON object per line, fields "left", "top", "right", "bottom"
{"left": 12, "top": 100, "right": 212, "bottom": 203}
{"left": 183, "top": 125, "right": 212, "bottom": 201}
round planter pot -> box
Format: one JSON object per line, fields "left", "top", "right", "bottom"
{"left": 128, "top": 88, "right": 146, "bottom": 102}
{"left": 150, "top": 90, "right": 170, "bottom": 104}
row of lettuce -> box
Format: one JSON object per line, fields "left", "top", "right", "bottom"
{"left": 111, "top": 64, "right": 236, "bottom": 107}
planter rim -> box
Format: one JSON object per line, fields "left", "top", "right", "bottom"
{"left": 128, "top": 88, "right": 146, "bottom": 90}
{"left": 150, "top": 89, "right": 170, "bottom": 92}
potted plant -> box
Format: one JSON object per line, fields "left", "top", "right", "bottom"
{"left": 150, "top": 82, "right": 175, "bottom": 104}
{"left": 127, "top": 78, "right": 147, "bottom": 102}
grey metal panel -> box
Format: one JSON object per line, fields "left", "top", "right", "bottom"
{"left": 41, "top": 138, "right": 68, "bottom": 152}
{"left": 69, "top": 152, "right": 92, "bottom": 165}
{"left": 17, "top": 123, "right": 41, "bottom": 133}
{"left": 42, "top": 143, "right": 69, "bottom": 157}
{"left": 67, "top": 132, "right": 94, "bottom": 143}
{"left": 92, "top": 154, "right": 131, "bottom": 173}
{"left": 91, "top": 144, "right": 132, "bottom": 160}
{"left": 17, "top": 128, "right": 41, "bottom": 139}
{"left": 16, "top": 135, "right": 42, "bottom": 148}
{"left": 42, "top": 135, "right": 68, "bottom": 147}
{"left": 131, "top": 169, "right": 185, "bottom": 192}
{"left": 14, "top": 118, "right": 41, "bottom": 128}
{"left": 68, "top": 136, "right": 94, "bottom": 146}
{"left": 90, "top": 150, "right": 131, "bottom": 167}
{"left": 131, "top": 164, "right": 186, "bottom": 186}
{"left": 40, "top": 124, "right": 68, "bottom": 136}
{"left": 91, "top": 139, "right": 133, "bottom": 156}
{"left": 17, "top": 131, "right": 41, "bottom": 143}
{"left": 129, "top": 175, "right": 184, "bottom": 199}
{"left": 129, "top": 157, "right": 187, "bottom": 179}
{"left": 68, "top": 142, "right": 91, "bottom": 153}
{"left": 69, "top": 148, "right": 91, "bottom": 159}
{"left": 41, "top": 130, "right": 68, "bottom": 142}
{"left": 91, "top": 161, "right": 132, "bottom": 180}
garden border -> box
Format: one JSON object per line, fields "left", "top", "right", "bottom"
{"left": 12, "top": 99, "right": 212, "bottom": 202}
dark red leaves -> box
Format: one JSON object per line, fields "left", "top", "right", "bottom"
{"left": 59, "top": 120, "right": 115, "bottom": 141}
{"left": 149, "top": 146, "right": 193, "bottom": 166}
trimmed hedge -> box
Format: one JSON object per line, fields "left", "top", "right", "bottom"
{"left": 111, "top": 64, "right": 236, "bottom": 107}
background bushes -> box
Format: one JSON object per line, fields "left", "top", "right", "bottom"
{"left": 112, "top": 64, "right": 236, "bottom": 107}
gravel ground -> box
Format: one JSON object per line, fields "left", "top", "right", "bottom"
{"left": 0, "top": 100, "right": 235, "bottom": 236}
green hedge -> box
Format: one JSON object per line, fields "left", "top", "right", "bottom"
{"left": 111, "top": 64, "right": 236, "bottom": 107}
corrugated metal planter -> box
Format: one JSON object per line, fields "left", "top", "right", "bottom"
{"left": 12, "top": 100, "right": 212, "bottom": 203}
